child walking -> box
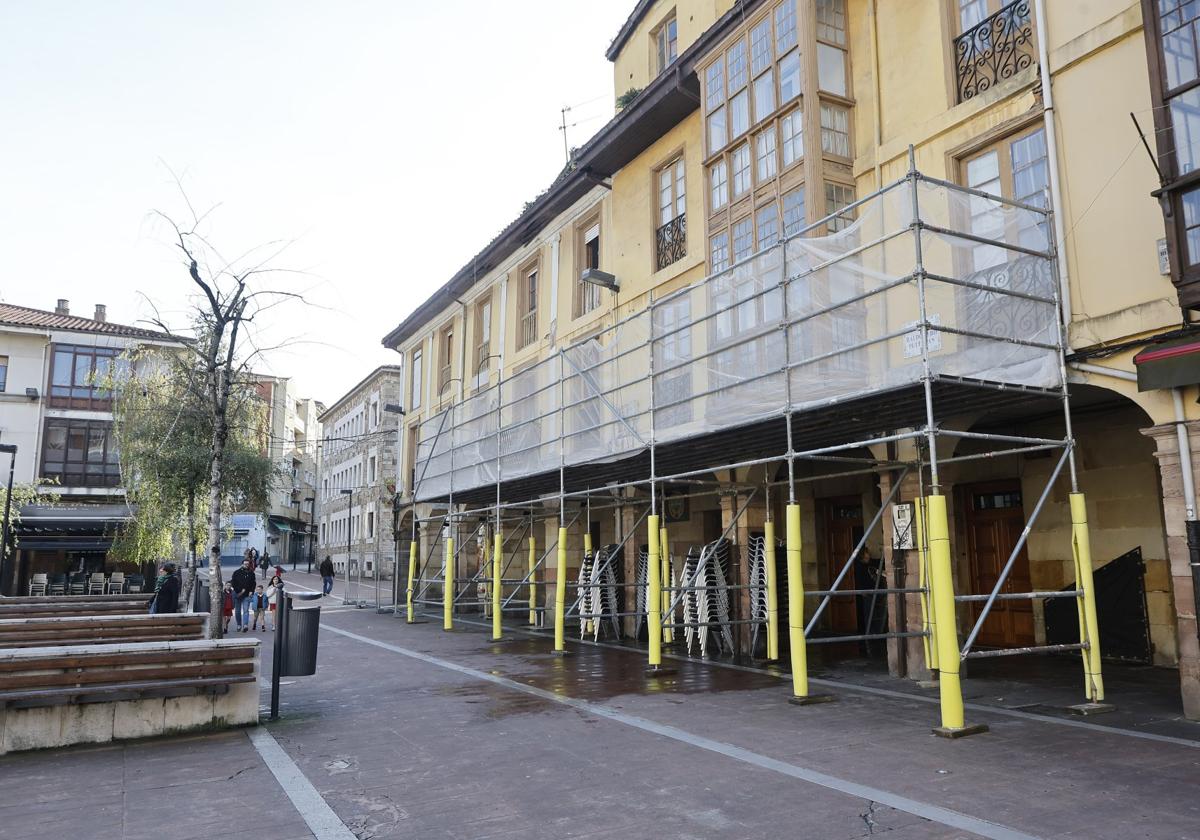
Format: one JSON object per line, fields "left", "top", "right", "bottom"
{"left": 250, "top": 585, "right": 269, "bottom": 631}
{"left": 222, "top": 583, "right": 234, "bottom": 634}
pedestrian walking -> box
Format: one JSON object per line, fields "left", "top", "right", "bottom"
{"left": 266, "top": 573, "right": 284, "bottom": 630}
{"left": 259, "top": 551, "right": 271, "bottom": 580}
{"left": 250, "top": 585, "right": 269, "bottom": 631}
{"left": 231, "top": 557, "right": 257, "bottom": 632}
{"left": 149, "top": 562, "right": 180, "bottom": 614}
{"left": 319, "top": 555, "right": 335, "bottom": 596}
{"left": 221, "top": 582, "right": 234, "bottom": 633}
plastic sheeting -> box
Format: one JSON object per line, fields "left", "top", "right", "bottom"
{"left": 413, "top": 174, "right": 1063, "bottom": 501}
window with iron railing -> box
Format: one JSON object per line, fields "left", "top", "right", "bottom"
{"left": 518, "top": 264, "right": 538, "bottom": 349}
{"left": 656, "top": 157, "right": 687, "bottom": 270}
{"left": 953, "top": 0, "right": 1037, "bottom": 103}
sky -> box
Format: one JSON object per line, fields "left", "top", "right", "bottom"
{"left": 0, "top": 1, "right": 631, "bottom": 403}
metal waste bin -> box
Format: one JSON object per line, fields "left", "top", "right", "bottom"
{"left": 282, "top": 593, "right": 321, "bottom": 676}
{"left": 194, "top": 580, "right": 210, "bottom": 613}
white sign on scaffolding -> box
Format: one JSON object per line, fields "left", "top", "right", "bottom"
{"left": 902, "top": 314, "right": 942, "bottom": 358}
{"left": 892, "top": 502, "right": 915, "bottom": 550}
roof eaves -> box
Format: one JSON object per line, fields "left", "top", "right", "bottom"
{"left": 606, "top": 0, "right": 659, "bottom": 62}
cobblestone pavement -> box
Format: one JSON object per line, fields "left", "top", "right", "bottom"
{"left": 4, "top": 605, "right": 1200, "bottom": 839}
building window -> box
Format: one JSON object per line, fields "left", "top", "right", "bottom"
{"left": 775, "top": 2, "right": 797, "bottom": 53}
{"left": 710, "top": 231, "right": 731, "bottom": 272}
{"left": 656, "top": 158, "right": 687, "bottom": 270}
{"left": 825, "top": 182, "right": 856, "bottom": 232}
{"left": 705, "top": 57, "right": 725, "bottom": 110}
{"left": 0, "top": 355, "right": 6, "bottom": 392}
{"left": 817, "top": 0, "right": 847, "bottom": 46}
{"left": 710, "top": 159, "right": 729, "bottom": 210}
{"left": 367, "top": 510, "right": 375, "bottom": 540}
{"left": 474, "top": 296, "right": 492, "bottom": 383}
{"left": 438, "top": 324, "right": 454, "bottom": 394}
{"left": 757, "top": 203, "right": 780, "bottom": 250}
{"left": 48, "top": 344, "right": 121, "bottom": 410}
{"left": 728, "top": 39, "right": 748, "bottom": 91}
{"left": 730, "top": 89, "right": 750, "bottom": 139}
{"left": 655, "top": 13, "right": 678, "bottom": 75}
{"left": 750, "top": 17, "right": 773, "bottom": 76}
{"left": 1183, "top": 189, "right": 1200, "bottom": 266}
{"left": 756, "top": 127, "right": 778, "bottom": 181}
{"left": 820, "top": 103, "right": 850, "bottom": 157}
{"left": 962, "top": 125, "right": 1049, "bottom": 267}
{"left": 1170, "top": 88, "right": 1200, "bottom": 175}
{"left": 576, "top": 218, "right": 602, "bottom": 317}
{"left": 732, "top": 143, "right": 752, "bottom": 197}
{"left": 953, "top": 0, "right": 1036, "bottom": 103}
{"left": 410, "top": 349, "right": 422, "bottom": 410}
{"left": 783, "top": 186, "right": 806, "bottom": 236}
{"left": 732, "top": 217, "right": 754, "bottom": 262}
{"left": 519, "top": 263, "right": 538, "bottom": 349}
{"left": 779, "top": 49, "right": 801, "bottom": 103}
{"left": 368, "top": 455, "right": 377, "bottom": 483}
{"left": 708, "top": 103, "right": 728, "bottom": 153}
{"left": 817, "top": 43, "right": 848, "bottom": 97}
{"left": 753, "top": 68, "right": 776, "bottom": 123}
{"left": 781, "top": 109, "right": 803, "bottom": 166}
{"left": 41, "top": 418, "right": 120, "bottom": 488}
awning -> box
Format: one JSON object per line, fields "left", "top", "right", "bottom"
{"left": 14, "top": 504, "right": 127, "bottom": 553}
{"left": 1134, "top": 337, "right": 1200, "bottom": 391}
{"left": 267, "top": 516, "right": 294, "bottom": 533}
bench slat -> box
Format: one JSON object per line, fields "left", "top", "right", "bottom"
{"left": 2, "top": 675, "right": 256, "bottom": 709}
{"left": 0, "top": 647, "right": 252, "bottom": 673}
{"left": 0, "top": 662, "right": 254, "bottom": 691}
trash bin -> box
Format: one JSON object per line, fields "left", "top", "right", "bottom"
{"left": 194, "top": 581, "right": 210, "bottom": 613}
{"left": 282, "top": 593, "right": 321, "bottom": 677}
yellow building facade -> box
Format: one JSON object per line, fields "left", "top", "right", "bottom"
{"left": 383, "top": 1, "right": 1200, "bottom": 722}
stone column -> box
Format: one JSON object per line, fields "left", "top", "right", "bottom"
{"left": 1144, "top": 421, "right": 1200, "bottom": 719}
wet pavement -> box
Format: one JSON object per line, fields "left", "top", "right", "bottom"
{"left": 4, "top": 603, "right": 1200, "bottom": 839}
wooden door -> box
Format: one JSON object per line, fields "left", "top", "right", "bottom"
{"left": 963, "top": 480, "right": 1034, "bottom": 649}
{"left": 821, "top": 497, "right": 864, "bottom": 634}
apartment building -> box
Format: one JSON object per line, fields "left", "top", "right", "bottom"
{"left": 316, "top": 365, "right": 403, "bottom": 577}
{"left": 221, "top": 375, "right": 323, "bottom": 567}
{"left": 0, "top": 299, "right": 183, "bottom": 594}
{"left": 382, "top": 1, "right": 1200, "bottom": 724}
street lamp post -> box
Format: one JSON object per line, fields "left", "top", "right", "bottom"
{"left": 382, "top": 403, "right": 407, "bottom": 615}
{"left": 340, "top": 488, "right": 353, "bottom": 605}
{"left": 0, "top": 444, "right": 17, "bottom": 597}
{"left": 305, "top": 496, "right": 315, "bottom": 574}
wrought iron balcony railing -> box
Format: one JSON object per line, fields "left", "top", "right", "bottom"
{"left": 655, "top": 213, "right": 687, "bottom": 271}
{"left": 953, "top": 0, "right": 1036, "bottom": 103}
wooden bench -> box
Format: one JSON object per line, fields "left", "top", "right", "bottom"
{"left": 0, "top": 595, "right": 154, "bottom": 620}
{"left": 0, "top": 613, "right": 206, "bottom": 648}
{"left": 0, "top": 639, "right": 260, "bottom": 754}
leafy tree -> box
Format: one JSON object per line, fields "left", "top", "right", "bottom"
{"left": 0, "top": 479, "right": 59, "bottom": 593}
{"left": 109, "top": 345, "right": 276, "bottom": 610}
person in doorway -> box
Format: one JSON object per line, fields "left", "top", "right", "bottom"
{"left": 231, "top": 557, "right": 257, "bottom": 633}
{"left": 319, "top": 555, "right": 335, "bottom": 596}
{"left": 250, "top": 584, "right": 269, "bottom": 631}
{"left": 853, "top": 546, "right": 884, "bottom": 656}
{"left": 265, "top": 573, "right": 284, "bottom": 630}
{"left": 221, "top": 582, "right": 235, "bottom": 633}
{"left": 150, "top": 562, "right": 180, "bottom": 614}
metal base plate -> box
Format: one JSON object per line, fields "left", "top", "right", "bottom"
{"left": 787, "top": 694, "right": 836, "bottom": 706}
{"left": 644, "top": 665, "right": 677, "bottom": 677}
{"left": 932, "top": 723, "right": 990, "bottom": 739}
{"left": 1066, "top": 702, "right": 1116, "bottom": 716}
{"left": 550, "top": 649, "right": 573, "bottom": 657}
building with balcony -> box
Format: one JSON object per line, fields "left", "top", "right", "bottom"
{"left": 316, "top": 365, "right": 403, "bottom": 578}
{"left": 0, "top": 299, "right": 183, "bottom": 593}
{"left": 220, "top": 375, "right": 323, "bottom": 568}
{"left": 381, "top": 1, "right": 1200, "bottom": 726}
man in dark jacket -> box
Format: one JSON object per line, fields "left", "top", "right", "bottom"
{"left": 152, "top": 563, "right": 181, "bottom": 614}
{"left": 319, "top": 555, "right": 335, "bottom": 596}
{"left": 231, "top": 558, "right": 257, "bottom": 632}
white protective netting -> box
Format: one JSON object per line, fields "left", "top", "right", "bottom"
{"left": 413, "top": 175, "right": 1062, "bottom": 501}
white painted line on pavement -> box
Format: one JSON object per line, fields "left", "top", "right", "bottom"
{"left": 247, "top": 726, "right": 356, "bottom": 840}
{"left": 320, "top": 623, "right": 1041, "bottom": 840}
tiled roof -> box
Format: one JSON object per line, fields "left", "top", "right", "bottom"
{"left": 0, "top": 302, "right": 180, "bottom": 342}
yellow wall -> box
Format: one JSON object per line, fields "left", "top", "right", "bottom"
{"left": 612, "top": 0, "right": 735, "bottom": 102}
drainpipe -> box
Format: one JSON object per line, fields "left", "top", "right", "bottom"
{"left": 1070, "top": 362, "right": 1200, "bottom": 642}
{"left": 1034, "top": 0, "right": 1073, "bottom": 335}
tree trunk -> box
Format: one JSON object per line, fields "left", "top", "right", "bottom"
{"left": 206, "top": 363, "right": 234, "bottom": 638}
{"left": 182, "top": 489, "right": 197, "bottom": 611}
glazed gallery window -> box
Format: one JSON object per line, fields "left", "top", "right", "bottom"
{"left": 782, "top": 186, "right": 806, "bottom": 236}
{"left": 41, "top": 418, "right": 120, "bottom": 487}
{"left": 710, "top": 159, "right": 729, "bottom": 211}
{"left": 825, "top": 182, "right": 856, "bottom": 232}
{"left": 48, "top": 344, "right": 124, "bottom": 409}
{"left": 0, "top": 355, "right": 7, "bottom": 391}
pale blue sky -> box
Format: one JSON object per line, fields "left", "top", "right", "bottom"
{"left": 0, "top": 1, "right": 629, "bottom": 400}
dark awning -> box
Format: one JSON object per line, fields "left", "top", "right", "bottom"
{"left": 267, "top": 516, "right": 296, "bottom": 533}
{"left": 1134, "top": 337, "right": 1200, "bottom": 391}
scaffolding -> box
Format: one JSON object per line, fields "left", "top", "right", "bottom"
{"left": 400, "top": 154, "right": 1105, "bottom": 736}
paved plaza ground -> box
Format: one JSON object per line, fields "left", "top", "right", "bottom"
{"left": 3, "top": 584, "right": 1200, "bottom": 839}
